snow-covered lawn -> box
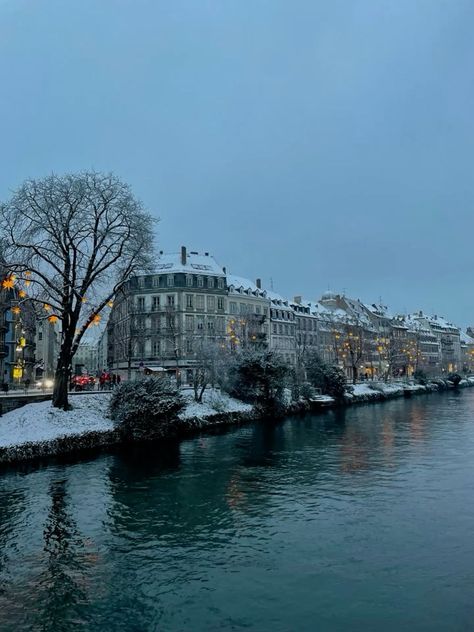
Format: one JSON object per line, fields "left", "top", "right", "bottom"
{"left": 179, "top": 388, "right": 253, "bottom": 419}
{"left": 0, "top": 394, "right": 113, "bottom": 449}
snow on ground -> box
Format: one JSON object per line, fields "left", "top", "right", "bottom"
{"left": 179, "top": 388, "right": 253, "bottom": 419}
{"left": 0, "top": 394, "right": 113, "bottom": 449}
{"left": 351, "top": 384, "right": 377, "bottom": 397}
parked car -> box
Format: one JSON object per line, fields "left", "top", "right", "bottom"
{"left": 71, "top": 375, "right": 96, "bottom": 391}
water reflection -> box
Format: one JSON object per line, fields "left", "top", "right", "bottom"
{"left": 1, "top": 391, "right": 474, "bottom": 631}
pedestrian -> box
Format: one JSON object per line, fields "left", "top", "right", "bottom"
{"left": 2, "top": 382, "right": 8, "bottom": 395}
{"left": 99, "top": 373, "right": 105, "bottom": 391}
{"left": 116, "top": 374, "right": 121, "bottom": 386}
{"left": 112, "top": 373, "right": 117, "bottom": 388}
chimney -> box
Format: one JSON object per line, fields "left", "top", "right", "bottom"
{"left": 293, "top": 295, "right": 301, "bottom": 304}
{"left": 205, "top": 252, "right": 209, "bottom": 256}
{"left": 223, "top": 266, "right": 227, "bottom": 274}
{"left": 256, "top": 278, "right": 261, "bottom": 289}
{"left": 181, "top": 246, "right": 187, "bottom": 265}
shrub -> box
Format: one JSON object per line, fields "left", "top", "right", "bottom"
{"left": 413, "top": 369, "right": 427, "bottom": 385}
{"left": 299, "top": 382, "right": 315, "bottom": 401}
{"left": 447, "top": 372, "right": 462, "bottom": 386}
{"left": 226, "top": 350, "right": 288, "bottom": 417}
{"left": 304, "top": 352, "right": 347, "bottom": 400}
{"left": 109, "top": 377, "right": 185, "bottom": 441}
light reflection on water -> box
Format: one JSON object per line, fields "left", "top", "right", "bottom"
{"left": 1, "top": 391, "right": 474, "bottom": 631}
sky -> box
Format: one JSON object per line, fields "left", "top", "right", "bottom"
{"left": 1, "top": 0, "right": 473, "bottom": 325}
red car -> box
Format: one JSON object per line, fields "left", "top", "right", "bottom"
{"left": 71, "top": 375, "right": 96, "bottom": 391}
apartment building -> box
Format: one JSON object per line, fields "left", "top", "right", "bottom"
{"left": 107, "top": 247, "right": 228, "bottom": 381}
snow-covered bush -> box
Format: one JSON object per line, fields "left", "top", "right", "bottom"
{"left": 447, "top": 373, "right": 462, "bottom": 386}
{"left": 414, "top": 369, "right": 427, "bottom": 385}
{"left": 226, "top": 350, "right": 288, "bottom": 417}
{"left": 299, "top": 382, "right": 315, "bottom": 401}
{"left": 208, "top": 391, "right": 229, "bottom": 413}
{"left": 304, "top": 352, "right": 347, "bottom": 400}
{"left": 109, "top": 377, "right": 185, "bottom": 441}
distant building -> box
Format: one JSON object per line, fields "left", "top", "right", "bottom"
{"left": 74, "top": 342, "right": 98, "bottom": 375}
{"left": 35, "top": 319, "right": 60, "bottom": 379}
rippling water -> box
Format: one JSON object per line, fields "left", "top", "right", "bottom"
{"left": 1, "top": 391, "right": 474, "bottom": 631}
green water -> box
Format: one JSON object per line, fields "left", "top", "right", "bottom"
{"left": 1, "top": 391, "right": 474, "bottom": 631}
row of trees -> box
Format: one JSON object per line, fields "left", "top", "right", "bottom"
{"left": 297, "top": 314, "right": 432, "bottom": 385}
{"left": 110, "top": 348, "right": 349, "bottom": 442}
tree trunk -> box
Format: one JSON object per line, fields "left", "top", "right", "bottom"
{"left": 53, "top": 344, "right": 73, "bottom": 410}
{"left": 352, "top": 365, "right": 358, "bottom": 384}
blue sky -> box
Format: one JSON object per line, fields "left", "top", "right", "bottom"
{"left": 1, "top": 0, "right": 473, "bottom": 324}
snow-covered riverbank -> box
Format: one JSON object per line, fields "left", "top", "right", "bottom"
{"left": 1, "top": 380, "right": 473, "bottom": 465}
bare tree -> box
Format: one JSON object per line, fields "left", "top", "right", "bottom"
{"left": 0, "top": 171, "right": 155, "bottom": 409}
{"left": 190, "top": 339, "right": 224, "bottom": 402}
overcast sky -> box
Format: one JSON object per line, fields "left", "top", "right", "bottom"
{"left": 1, "top": 0, "right": 473, "bottom": 325}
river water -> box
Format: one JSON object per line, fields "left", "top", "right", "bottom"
{"left": 1, "top": 391, "right": 474, "bottom": 631}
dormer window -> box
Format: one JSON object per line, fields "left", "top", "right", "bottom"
{"left": 218, "top": 278, "right": 224, "bottom": 289}
{"left": 186, "top": 275, "right": 193, "bottom": 287}
{"left": 167, "top": 274, "right": 174, "bottom": 287}
{"left": 197, "top": 276, "right": 204, "bottom": 288}
{"left": 208, "top": 277, "right": 214, "bottom": 289}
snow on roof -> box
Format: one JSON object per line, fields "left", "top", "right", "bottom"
{"left": 226, "top": 274, "right": 266, "bottom": 296}
{"left": 152, "top": 251, "right": 225, "bottom": 277}
{"left": 265, "top": 289, "right": 293, "bottom": 310}
{"left": 460, "top": 331, "right": 474, "bottom": 344}
{"left": 363, "top": 303, "right": 394, "bottom": 319}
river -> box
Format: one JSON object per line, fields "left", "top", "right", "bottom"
{"left": 1, "top": 390, "right": 474, "bottom": 631}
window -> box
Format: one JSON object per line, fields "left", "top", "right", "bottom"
{"left": 278, "top": 324, "right": 283, "bottom": 334}
{"left": 137, "top": 297, "right": 145, "bottom": 312}
{"left": 218, "top": 278, "right": 224, "bottom": 289}
{"left": 167, "top": 274, "right": 174, "bottom": 287}
{"left": 196, "top": 295, "right": 205, "bottom": 310}
{"left": 207, "top": 296, "right": 215, "bottom": 310}
{"left": 167, "top": 295, "right": 175, "bottom": 307}
{"left": 208, "top": 277, "right": 214, "bottom": 288}
{"left": 152, "top": 276, "right": 160, "bottom": 288}
{"left": 186, "top": 275, "right": 193, "bottom": 287}
{"left": 152, "top": 340, "right": 160, "bottom": 356}
{"left": 285, "top": 324, "right": 289, "bottom": 335}
{"left": 151, "top": 315, "right": 160, "bottom": 331}
{"left": 186, "top": 339, "right": 193, "bottom": 353}
{"left": 186, "top": 315, "right": 194, "bottom": 331}
{"left": 38, "top": 331, "right": 43, "bottom": 341}
{"left": 186, "top": 294, "right": 194, "bottom": 308}
{"left": 230, "top": 301, "right": 237, "bottom": 314}
{"left": 197, "top": 276, "right": 204, "bottom": 288}
{"left": 240, "top": 303, "right": 246, "bottom": 314}
{"left": 273, "top": 324, "right": 277, "bottom": 334}
{"left": 217, "top": 297, "right": 224, "bottom": 310}
{"left": 256, "top": 306, "right": 261, "bottom": 315}
{"left": 216, "top": 317, "right": 225, "bottom": 332}
{"left": 207, "top": 317, "right": 215, "bottom": 331}
{"left": 152, "top": 296, "right": 160, "bottom": 311}
{"left": 197, "top": 316, "right": 204, "bottom": 330}
{"left": 137, "top": 277, "right": 144, "bottom": 288}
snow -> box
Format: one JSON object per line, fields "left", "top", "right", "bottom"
{"left": 227, "top": 275, "right": 264, "bottom": 295}
{"left": 0, "top": 394, "right": 113, "bottom": 449}
{"left": 351, "top": 384, "right": 377, "bottom": 397}
{"left": 179, "top": 388, "right": 253, "bottom": 419}
{"left": 153, "top": 251, "right": 225, "bottom": 276}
